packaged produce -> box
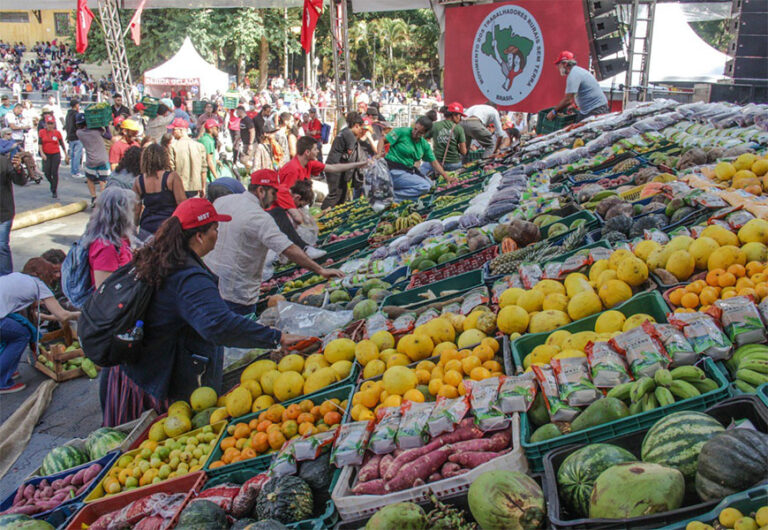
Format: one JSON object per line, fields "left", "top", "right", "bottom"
{"left": 532, "top": 364, "right": 580, "bottom": 422}
{"left": 331, "top": 420, "right": 373, "bottom": 468}
{"left": 391, "top": 312, "right": 416, "bottom": 335}
{"left": 415, "top": 308, "right": 441, "bottom": 327}
{"left": 293, "top": 429, "right": 336, "bottom": 462}
{"left": 519, "top": 264, "right": 543, "bottom": 289}
{"left": 651, "top": 323, "right": 698, "bottom": 366}
{"left": 498, "top": 372, "right": 537, "bottom": 413}
{"left": 368, "top": 407, "right": 401, "bottom": 454}
{"left": 365, "top": 312, "right": 391, "bottom": 336}
{"left": 87, "top": 492, "right": 187, "bottom": 530}
{"left": 668, "top": 311, "right": 732, "bottom": 360}
{"left": 460, "top": 287, "right": 490, "bottom": 315}
{"left": 426, "top": 395, "right": 470, "bottom": 437}
{"left": 585, "top": 340, "right": 632, "bottom": 387}
{"left": 711, "top": 296, "right": 766, "bottom": 346}
{"left": 395, "top": 401, "right": 434, "bottom": 449}
{"left": 610, "top": 322, "right": 671, "bottom": 378}
{"left": 551, "top": 355, "right": 602, "bottom": 407}
{"left": 269, "top": 438, "right": 298, "bottom": 478}
{"left": 466, "top": 377, "right": 508, "bottom": 431}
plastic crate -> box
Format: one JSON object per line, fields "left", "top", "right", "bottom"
{"left": 140, "top": 96, "right": 159, "bottom": 118}
{"left": 84, "top": 104, "right": 112, "bottom": 128}
{"left": 425, "top": 198, "right": 473, "bottom": 220}
{"left": 669, "top": 486, "right": 768, "bottom": 530}
{"left": 66, "top": 472, "right": 206, "bottom": 530}
{"left": 536, "top": 107, "right": 578, "bottom": 135}
{"left": 205, "top": 384, "right": 355, "bottom": 477}
{"left": 0, "top": 452, "right": 119, "bottom": 519}
{"left": 201, "top": 460, "right": 341, "bottom": 530}
{"left": 759, "top": 383, "right": 768, "bottom": 409}
{"left": 464, "top": 150, "right": 485, "bottom": 161}
{"left": 318, "top": 231, "right": 372, "bottom": 254}
{"left": 44, "top": 502, "right": 82, "bottom": 529}
{"left": 192, "top": 100, "right": 207, "bottom": 115}
{"left": 222, "top": 93, "right": 239, "bottom": 109}
{"left": 380, "top": 270, "right": 483, "bottom": 310}
{"left": 542, "top": 395, "right": 768, "bottom": 529}
{"left": 407, "top": 245, "right": 498, "bottom": 288}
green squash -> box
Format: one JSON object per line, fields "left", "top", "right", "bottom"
{"left": 255, "top": 476, "right": 314, "bottom": 524}
{"left": 695, "top": 429, "right": 768, "bottom": 501}
{"left": 176, "top": 500, "right": 228, "bottom": 530}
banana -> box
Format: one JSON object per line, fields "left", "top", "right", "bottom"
{"left": 739, "top": 359, "right": 768, "bottom": 375}
{"left": 734, "top": 379, "right": 757, "bottom": 393}
{"left": 642, "top": 393, "right": 658, "bottom": 412}
{"left": 670, "top": 366, "right": 706, "bottom": 382}
{"left": 736, "top": 368, "right": 768, "bottom": 387}
{"left": 729, "top": 344, "right": 768, "bottom": 371}
{"left": 690, "top": 378, "right": 719, "bottom": 394}
{"left": 669, "top": 379, "right": 701, "bottom": 400}
{"left": 630, "top": 377, "right": 655, "bottom": 403}
{"left": 606, "top": 382, "right": 633, "bottom": 401}
{"left": 592, "top": 190, "right": 619, "bottom": 202}
{"left": 629, "top": 400, "right": 643, "bottom": 415}
{"left": 738, "top": 352, "right": 768, "bottom": 367}
{"left": 654, "top": 369, "right": 673, "bottom": 388}
{"left": 654, "top": 386, "right": 675, "bottom": 407}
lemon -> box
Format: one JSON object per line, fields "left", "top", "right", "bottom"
{"left": 189, "top": 387, "right": 217, "bottom": 412}
{"left": 530, "top": 344, "right": 559, "bottom": 364}
{"left": 457, "top": 329, "right": 486, "bottom": 349}
{"left": 363, "top": 359, "right": 386, "bottom": 379}
{"left": 542, "top": 292, "right": 569, "bottom": 312}
{"left": 402, "top": 388, "right": 425, "bottom": 403}
{"left": 226, "top": 386, "right": 252, "bottom": 418}
{"left": 567, "top": 291, "right": 603, "bottom": 321}
{"left": 259, "top": 369, "right": 281, "bottom": 396}
{"left": 528, "top": 310, "right": 570, "bottom": 334}
{"left": 423, "top": 317, "right": 456, "bottom": 344}
{"left": 719, "top": 508, "right": 744, "bottom": 528}
{"left": 496, "top": 305, "right": 529, "bottom": 334}
{"left": 241, "top": 359, "right": 277, "bottom": 384}
{"left": 273, "top": 371, "right": 305, "bottom": 401}
{"left": 324, "top": 338, "right": 356, "bottom": 364}
{"left": 370, "top": 330, "right": 395, "bottom": 351}
{"left": 278, "top": 353, "right": 305, "bottom": 373}
{"left": 386, "top": 353, "right": 411, "bottom": 368}
{"left": 382, "top": 366, "right": 418, "bottom": 395}
{"left": 714, "top": 161, "right": 736, "bottom": 180}
{"left": 595, "top": 310, "right": 626, "bottom": 334}
{"left": 633, "top": 240, "right": 660, "bottom": 262}
{"left": 665, "top": 250, "right": 695, "bottom": 281}
{"left": 397, "top": 333, "right": 434, "bottom": 362}
{"left": 354, "top": 339, "right": 379, "bottom": 366}
{"left": 617, "top": 256, "right": 649, "bottom": 287}
{"left": 533, "top": 279, "right": 566, "bottom": 297}
{"left": 433, "top": 341, "right": 458, "bottom": 357}
{"left": 688, "top": 237, "right": 719, "bottom": 269}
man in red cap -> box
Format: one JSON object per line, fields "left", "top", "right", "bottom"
{"left": 423, "top": 102, "right": 468, "bottom": 175}
{"left": 132, "top": 102, "right": 147, "bottom": 133}
{"left": 204, "top": 168, "right": 343, "bottom": 315}
{"left": 198, "top": 119, "right": 220, "bottom": 182}
{"left": 547, "top": 51, "right": 609, "bottom": 123}
{"left": 169, "top": 118, "right": 207, "bottom": 198}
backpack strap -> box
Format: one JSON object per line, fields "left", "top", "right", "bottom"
{"left": 161, "top": 170, "right": 170, "bottom": 191}
{"left": 138, "top": 174, "right": 146, "bottom": 195}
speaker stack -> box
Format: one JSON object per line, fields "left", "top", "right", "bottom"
{"left": 724, "top": 0, "right": 768, "bottom": 84}
{"left": 585, "top": 0, "right": 628, "bottom": 80}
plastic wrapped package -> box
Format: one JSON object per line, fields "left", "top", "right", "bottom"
{"left": 88, "top": 493, "right": 187, "bottom": 530}
{"left": 362, "top": 158, "right": 394, "bottom": 203}
{"left": 275, "top": 301, "right": 353, "bottom": 337}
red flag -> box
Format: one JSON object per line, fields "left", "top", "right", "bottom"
{"left": 128, "top": 0, "right": 148, "bottom": 46}
{"left": 75, "top": 0, "right": 95, "bottom": 54}
{"left": 301, "top": 0, "right": 323, "bottom": 54}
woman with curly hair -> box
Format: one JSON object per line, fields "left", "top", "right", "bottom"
{"left": 132, "top": 143, "right": 186, "bottom": 235}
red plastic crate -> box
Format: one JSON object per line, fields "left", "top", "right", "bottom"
{"left": 66, "top": 472, "right": 205, "bottom": 530}
{"left": 408, "top": 245, "right": 498, "bottom": 289}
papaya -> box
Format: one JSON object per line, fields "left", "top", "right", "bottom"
{"left": 530, "top": 423, "right": 562, "bottom": 443}
{"left": 570, "top": 397, "right": 629, "bottom": 432}
{"left": 468, "top": 470, "right": 546, "bottom": 530}
{"left": 365, "top": 502, "right": 427, "bottom": 530}
{"left": 528, "top": 392, "right": 550, "bottom": 427}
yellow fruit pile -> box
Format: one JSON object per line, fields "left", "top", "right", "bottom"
{"left": 521, "top": 310, "right": 657, "bottom": 370}
{"left": 711, "top": 152, "right": 768, "bottom": 195}
{"left": 349, "top": 336, "right": 503, "bottom": 421}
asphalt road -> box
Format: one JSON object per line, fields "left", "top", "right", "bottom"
{"left": 1, "top": 164, "right": 101, "bottom": 499}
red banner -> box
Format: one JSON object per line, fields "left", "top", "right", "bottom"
{"left": 301, "top": 0, "right": 323, "bottom": 54}
{"left": 75, "top": 0, "right": 95, "bottom": 54}
{"left": 444, "top": 0, "right": 590, "bottom": 113}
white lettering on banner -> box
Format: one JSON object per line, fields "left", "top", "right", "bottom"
{"left": 471, "top": 5, "right": 544, "bottom": 106}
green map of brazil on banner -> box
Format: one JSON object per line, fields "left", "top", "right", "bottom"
{"left": 445, "top": 0, "right": 591, "bottom": 113}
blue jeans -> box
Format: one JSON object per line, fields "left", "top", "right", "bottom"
{"left": 420, "top": 161, "right": 462, "bottom": 177}
{"left": 0, "top": 220, "right": 11, "bottom": 276}
{"left": 69, "top": 139, "right": 83, "bottom": 176}
{"left": 0, "top": 317, "right": 31, "bottom": 387}
{"left": 390, "top": 169, "right": 432, "bottom": 201}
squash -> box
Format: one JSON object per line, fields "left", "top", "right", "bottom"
{"left": 695, "top": 429, "right": 768, "bottom": 501}
{"left": 243, "top": 520, "right": 290, "bottom": 530}
{"left": 298, "top": 451, "right": 333, "bottom": 512}
{"left": 255, "top": 475, "right": 314, "bottom": 524}
{"left": 175, "top": 500, "right": 228, "bottom": 530}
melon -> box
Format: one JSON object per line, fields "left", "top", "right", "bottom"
{"left": 41, "top": 445, "right": 89, "bottom": 476}
{"left": 468, "top": 470, "right": 545, "bottom": 529}
{"left": 85, "top": 427, "right": 127, "bottom": 460}
{"left": 640, "top": 411, "right": 725, "bottom": 483}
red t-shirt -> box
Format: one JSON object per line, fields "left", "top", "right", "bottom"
{"left": 88, "top": 238, "right": 133, "bottom": 286}
{"left": 276, "top": 157, "right": 325, "bottom": 209}
{"left": 38, "top": 129, "right": 63, "bottom": 155}
{"left": 305, "top": 118, "right": 322, "bottom": 140}
{"left": 109, "top": 138, "right": 139, "bottom": 165}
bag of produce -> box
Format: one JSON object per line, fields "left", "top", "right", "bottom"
{"left": 650, "top": 324, "right": 698, "bottom": 366}
{"left": 368, "top": 407, "right": 402, "bottom": 455}
{"left": 498, "top": 372, "right": 537, "bottom": 413}
{"left": 668, "top": 311, "right": 732, "bottom": 361}
{"left": 710, "top": 296, "right": 766, "bottom": 346}
{"left": 532, "top": 364, "right": 580, "bottom": 422}
{"left": 466, "top": 378, "right": 508, "bottom": 431}
{"left": 331, "top": 420, "right": 373, "bottom": 468}
{"left": 585, "top": 341, "right": 631, "bottom": 388}
{"left": 551, "top": 356, "right": 602, "bottom": 407}
{"left": 395, "top": 401, "right": 435, "bottom": 449}
{"left": 610, "top": 322, "right": 672, "bottom": 378}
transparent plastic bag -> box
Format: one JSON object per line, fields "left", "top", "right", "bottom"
{"left": 275, "top": 301, "right": 353, "bottom": 337}
{"left": 363, "top": 158, "right": 394, "bottom": 203}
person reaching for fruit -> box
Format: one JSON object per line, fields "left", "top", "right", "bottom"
{"left": 101, "top": 198, "right": 307, "bottom": 427}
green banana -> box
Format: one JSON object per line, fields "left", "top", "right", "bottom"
{"left": 654, "top": 386, "right": 675, "bottom": 407}
{"left": 739, "top": 359, "right": 768, "bottom": 375}
{"left": 690, "top": 378, "right": 719, "bottom": 394}
{"left": 669, "top": 379, "right": 701, "bottom": 400}
{"left": 736, "top": 368, "right": 768, "bottom": 387}
{"left": 629, "top": 400, "right": 643, "bottom": 415}
{"left": 606, "top": 382, "right": 633, "bottom": 401}
{"left": 592, "top": 190, "right": 619, "bottom": 201}
{"left": 734, "top": 379, "right": 757, "bottom": 393}
{"left": 670, "top": 366, "right": 706, "bottom": 382}
{"left": 728, "top": 344, "right": 768, "bottom": 371}
{"left": 642, "top": 393, "right": 659, "bottom": 412}
{"left": 654, "top": 369, "right": 673, "bottom": 388}
{"left": 630, "top": 377, "right": 655, "bottom": 403}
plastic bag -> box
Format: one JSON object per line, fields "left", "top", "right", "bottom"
{"left": 276, "top": 301, "right": 353, "bottom": 337}
{"left": 362, "top": 158, "right": 394, "bottom": 204}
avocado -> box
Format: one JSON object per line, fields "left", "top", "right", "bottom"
{"left": 410, "top": 258, "right": 423, "bottom": 271}
{"left": 329, "top": 290, "right": 351, "bottom": 303}
{"left": 664, "top": 198, "right": 685, "bottom": 218}
{"left": 570, "top": 397, "right": 630, "bottom": 432}
{"left": 437, "top": 252, "right": 456, "bottom": 264}
{"left": 530, "top": 423, "right": 563, "bottom": 443}
{"left": 353, "top": 299, "right": 378, "bottom": 320}
{"left": 418, "top": 259, "right": 437, "bottom": 270}
{"left": 446, "top": 243, "right": 457, "bottom": 253}
{"left": 362, "top": 279, "right": 385, "bottom": 297}
{"left": 428, "top": 246, "right": 445, "bottom": 263}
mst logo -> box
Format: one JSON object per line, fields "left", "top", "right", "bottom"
{"left": 472, "top": 5, "right": 544, "bottom": 106}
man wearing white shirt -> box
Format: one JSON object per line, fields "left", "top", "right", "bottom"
{"left": 461, "top": 104, "right": 507, "bottom": 156}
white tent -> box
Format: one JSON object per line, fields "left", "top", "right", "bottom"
{"left": 143, "top": 37, "right": 229, "bottom": 98}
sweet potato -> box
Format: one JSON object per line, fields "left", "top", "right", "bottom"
{"left": 51, "top": 479, "right": 65, "bottom": 491}
{"left": 449, "top": 429, "right": 511, "bottom": 453}
{"left": 75, "top": 483, "right": 90, "bottom": 496}
{"left": 50, "top": 492, "right": 69, "bottom": 503}
{"left": 428, "top": 473, "right": 443, "bottom": 482}
{"left": 358, "top": 453, "right": 382, "bottom": 482}
{"left": 2, "top": 504, "right": 40, "bottom": 515}
{"left": 385, "top": 446, "right": 452, "bottom": 492}
{"left": 12, "top": 486, "right": 24, "bottom": 506}
{"left": 351, "top": 478, "right": 386, "bottom": 495}
{"left": 431, "top": 420, "right": 484, "bottom": 445}
{"left": 378, "top": 454, "right": 394, "bottom": 479}
{"left": 413, "top": 478, "right": 425, "bottom": 487}
{"left": 41, "top": 486, "right": 54, "bottom": 499}
{"left": 448, "top": 450, "right": 509, "bottom": 468}
{"left": 23, "top": 484, "right": 35, "bottom": 500}
{"left": 83, "top": 463, "right": 102, "bottom": 484}
{"left": 71, "top": 468, "right": 86, "bottom": 486}
{"left": 61, "top": 474, "right": 73, "bottom": 487}
{"left": 36, "top": 500, "right": 61, "bottom": 511}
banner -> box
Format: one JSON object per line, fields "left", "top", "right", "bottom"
{"left": 75, "top": 0, "right": 95, "bottom": 54}
{"left": 444, "top": 0, "right": 590, "bottom": 113}
{"left": 128, "top": 0, "right": 148, "bottom": 46}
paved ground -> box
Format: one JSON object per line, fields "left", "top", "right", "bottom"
{"left": 1, "top": 164, "right": 100, "bottom": 499}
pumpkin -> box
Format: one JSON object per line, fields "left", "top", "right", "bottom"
{"left": 695, "top": 429, "right": 768, "bottom": 501}
{"left": 243, "top": 520, "right": 289, "bottom": 530}
{"left": 255, "top": 475, "right": 314, "bottom": 524}
{"left": 175, "top": 500, "right": 228, "bottom": 530}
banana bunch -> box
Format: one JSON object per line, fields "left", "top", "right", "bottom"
{"left": 606, "top": 366, "right": 720, "bottom": 414}
{"left": 394, "top": 212, "right": 423, "bottom": 232}
{"left": 726, "top": 344, "right": 768, "bottom": 393}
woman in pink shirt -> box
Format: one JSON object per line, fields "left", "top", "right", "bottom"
{"left": 79, "top": 187, "right": 137, "bottom": 289}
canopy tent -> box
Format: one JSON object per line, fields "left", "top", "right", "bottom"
{"left": 142, "top": 37, "right": 229, "bottom": 98}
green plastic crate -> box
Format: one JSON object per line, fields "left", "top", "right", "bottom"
{"left": 223, "top": 93, "right": 239, "bottom": 110}
{"left": 759, "top": 383, "right": 768, "bottom": 409}
{"left": 192, "top": 100, "right": 207, "bottom": 115}
{"left": 84, "top": 104, "right": 112, "bottom": 128}
{"left": 140, "top": 96, "right": 159, "bottom": 118}
{"left": 667, "top": 485, "right": 768, "bottom": 530}
{"left": 203, "top": 458, "right": 341, "bottom": 530}
{"left": 380, "top": 270, "right": 484, "bottom": 310}
{"left": 205, "top": 384, "right": 355, "bottom": 477}
{"left": 426, "top": 198, "right": 473, "bottom": 221}
{"left": 536, "top": 107, "right": 578, "bottom": 135}
{"left": 538, "top": 210, "right": 599, "bottom": 241}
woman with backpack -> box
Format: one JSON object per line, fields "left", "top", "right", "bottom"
{"left": 132, "top": 143, "right": 186, "bottom": 237}
{"left": 100, "top": 198, "right": 306, "bottom": 426}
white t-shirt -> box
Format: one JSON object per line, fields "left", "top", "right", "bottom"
{"left": 0, "top": 273, "right": 54, "bottom": 319}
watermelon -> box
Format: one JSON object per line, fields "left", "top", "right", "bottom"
{"left": 85, "top": 427, "right": 126, "bottom": 460}
{"left": 557, "top": 443, "right": 636, "bottom": 517}
{"left": 0, "top": 514, "right": 33, "bottom": 528}
{"left": 641, "top": 411, "right": 725, "bottom": 482}
{"left": 40, "top": 445, "right": 88, "bottom": 476}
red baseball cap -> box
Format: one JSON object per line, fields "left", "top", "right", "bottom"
{"left": 250, "top": 169, "right": 279, "bottom": 189}
{"left": 204, "top": 118, "right": 219, "bottom": 129}
{"left": 113, "top": 115, "right": 125, "bottom": 126}
{"left": 446, "top": 102, "right": 466, "bottom": 116}
{"left": 171, "top": 117, "right": 189, "bottom": 129}
{"left": 554, "top": 50, "right": 575, "bottom": 64}
{"left": 134, "top": 102, "right": 146, "bottom": 111}
{"left": 44, "top": 114, "right": 55, "bottom": 123}
{"left": 172, "top": 198, "right": 231, "bottom": 230}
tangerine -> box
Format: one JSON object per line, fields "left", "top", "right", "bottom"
{"left": 444, "top": 359, "right": 463, "bottom": 373}
{"left": 482, "top": 337, "right": 500, "bottom": 353}
{"left": 472, "top": 344, "right": 494, "bottom": 362}
{"left": 755, "top": 283, "right": 768, "bottom": 300}
{"left": 298, "top": 422, "right": 315, "bottom": 436}
{"left": 209, "top": 461, "right": 225, "bottom": 469}
{"left": 296, "top": 412, "right": 315, "bottom": 425}
{"left": 483, "top": 360, "right": 503, "bottom": 372}
{"left": 324, "top": 411, "right": 342, "bottom": 425}
{"left": 267, "top": 429, "right": 286, "bottom": 450}
{"left": 233, "top": 423, "right": 250, "bottom": 439}
{"left": 722, "top": 290, "right": 738, "bottom": 300}
{"left": 706, "top": 268, "right": 725, "bottom": 286}
{"left": 220, "top": 436, "right": 236, "bottom": 450}
{"left": 738, "top": 287, "right": 757, "bottom": 298}
{"left": 284, "top": 404, "right": 301, "bottom": 421}
{"left": 256, "top": 420, "right": 272, "bottom": 433}
{"left": 718, "top": 272, "right": 736, "bottom": 287}
{"left": 727, "top": 264, "right": 746, "bottom": 277}
{"left": 686, "top": 280, "right": 707, "bottom": 294}
{"left": 443, "top": 369, "right": 463, "bottom": 387}
{"left": 668, "top": 288, "right": 685, "bottom": 306}
{"left": 736, "top": 277, "right": 755, "bottom": 290}
{"left": 746, "top": 261, "right": 765, "bottom": 277}
{"left": 699, "top": 286, "right": 719, "bottom": 306}
{"left": 681, "top": 292, "right": 700, "bottom": 309}
{"left": 241, "top": 447, "right": 256, "bottom": 459}
{"left": 251, "top": 432, "right": 269, "bottom": 453}
{"left": 248, "top": 419, "right": 259, "bottom": 430}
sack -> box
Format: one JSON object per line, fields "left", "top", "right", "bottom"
{"left": 320, "top": 123, "right": 331, "bottom": 144}
{"left": 78, "top": 263, "right": 153, "bottom": 367}
{"left": 61, "top": 239, "right": 94, "bottom": 309}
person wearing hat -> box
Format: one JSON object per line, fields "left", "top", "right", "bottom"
{"left": 38, "top": 114, "right": 68, "bottom": 199}
{"left": 5, "top": 104, "right": 30, "bottom": 146}
{"left": 195, "top": 102, "right": 220, "bottom": 136}
{"left": 461, "top": 104, "right": 507, "bottom": 156}
{"left": 235, "top": 106, "right": 257, "bottom": 170}
{"left": 322, "top": 111, "right": 377, "bottom": 209}
{"left": 547, "top": 51, "right": 608, "bottom": 122}
{"left": 110, "top": 93, "right": 130, "bottom": 120}
{"left": 132, "top": 102, "right": 147, "bottom": 134}
{"left": 303, "top": 107, "right": 323, "bottom": 161}
{"left": 76, "top": 112, "right": 112, "bottom": 207}
{"left": 109, "top": 119, "right": 140, "bottom": 170}
{"left": 422, "top": 102, "right": 468, "bottom": 177}
{"left": 169, "top": 118, "right": 207, "bottom": 199}
{"left": 205, "top": 169, "right": 343, "bottom": 315}
{"left": 63, "top": 98, "right": 83, "bottom": 179}
{"left": 198, "top": 118, "right": 220, "bottom": 182}
{"left": 100, "top": 197, "right": 307, "bottom": 425}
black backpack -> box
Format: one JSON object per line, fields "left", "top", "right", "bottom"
{"left": 78, "top": 263, "right": 153, "bottom": 367}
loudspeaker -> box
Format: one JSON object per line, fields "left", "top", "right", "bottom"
{"left": 725, "top": 58, "right": 768, "bottom": 81}
{"left": 594, "top": 35, "right": 623, "bottom": 58}
{"left": 728, "top": 35, "right": 768, "bottom": 58}
{"left": 596, "top": 57, "right": 628, "bottom": 80}
{"left": 731, "top": 0, "right": 767, "bottom": 13}
{"left": 589, "top": 0, "right": 616, "bottom": 17}
{"left": 591, "top": 13, "right": 620, "bottom": 38}
{"left": 725, "top": 0, "right": 767, "bottom": 82}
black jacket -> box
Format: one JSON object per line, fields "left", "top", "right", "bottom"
{"left": 64, "top": 109, "right": 78, "bottom": 141}
{"left": 0, "top": 155, "right": 26, "bottom": 223}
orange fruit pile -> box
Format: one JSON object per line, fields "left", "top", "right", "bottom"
{"left": 668, "top": 261, "right": 768, "bottom": 312}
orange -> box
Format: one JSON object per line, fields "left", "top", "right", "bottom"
{"left": 457, "top": 349, "right": 471, "bottom": 359}
{"left": 472, "top": 344, "right": 494, "bottom": 362}
{"left": 718, "top": 272, "right": 736, "bottom": 287}
{"left": 755, "top": 283, "right": 768, "bottom": 300}
{"left": 699, "top": 286, "right": 719, "bottom": 306}
{"left": 267, "top": 429, "right": 286, "bottom": 450}
{"left": 241, "top": 447, "right": 256, "bottom": 459}
{"left": 482, "top": 337, "right": 500, "bottom": 353}
{"left": 257, "top": 411, "right": 268, "bottom": 422}
{"left": 220, "top": 436, "right": 236, "bottom": 450}
{"left": 319, "top": 400, "right": 335, "bottom": 416}
{"left": 444, "top": 359, "right": 463, "bottom": 374}
{"left": 296, "top": 412, "right": 315, "bottom": 425}
{"left": 324, "top": 411, "right": 342, "bottom": 425}
{"left": 699, "top": 305, "right": 711, "bottom": 313}
{"left": 298, "top": 422, "right": 315, "bottom": 436}
{"left": 681, "top": 292, "right": 700, "bottom": 309}
{"left": 284, "top": 404, "right": 302, "bottom": 421}
{"left": 751, "top": 272, "right": 768, "bottom": 284}
{"left": 668, "top": 288, "right": 685, "bottom": 306}
{"left": 428, "top": 378, "right": 443, "bottom": 395}
{"left": 738, "top": 287, "right": 757, "bottom": 298}
{"left": 706, "top": 268, "right": 725, "bottom": 286}
{"left": 233, "top": 423, "right": 250, "bottom": 439}
{"left": 746, "top": 261, "right": 764, "bottom": 277}
{"left": 483, "top": 360, "right": 503, "bottom": 372}
{"left": 310, "top": 406, "right": 321, "bottom": 417}
{"left": 461, "top": 355, "right": 482, "bottom": 374}
{"left": 256, "top": 420, "right": 272, "bottom": 433}
{"left": 443, "top": 369, "right": 463, "bottom": 387}
{"left": 674, "top": 307, "right": 695, "bottom": 313}
{"left": 440, "top": 349, "right": 459, "bottom": 365}
{"left": 235, "top": 438, "right": 248, "bottom": 449}
{"left": 470, "top": 366, "right": 491, "bottom": 381}
{"left": 437, "top": 384, "right": 458, "bottom": 398}
{"left": 727, "top": 264, "right": 746, "bottom": 278}
{"left": 686, "top": 280, "right": 707, "bottom": 295}
{"left": 736, "top": 277, "right": 755, "bottom": 290}
{"left": 414, "top": 369, "right": 431, "bottom": 384}
{"left": 248, "top": 419, "right": 259, "bottom": 430}
{"left": 265, "top": 405, "right": 285, "bottom": 423}
{"left": 721, "top": 290, "right": 738, "bottom": 300}
{"left": 222, "top": 446, "right": 240, "bottom": 464}
{"left": 721, "top": 286, "right": 737, "bottom": 297}
{"left": 458, "top": 380, "right": 466, "bottom": 396}
{"left": 251, "top": 432, "right": 269, "bottom": 453}
{"left": 431, "top": 365, "right": 444, "bottom": 381}
{"left": 299, "top": 399, "right": 314, "bottom": 412}
{"left": 281, "top": 420, "right": 298, "bottom": 438}
{"left": 208, "top": 460, "right": 225, "bottom": 469}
